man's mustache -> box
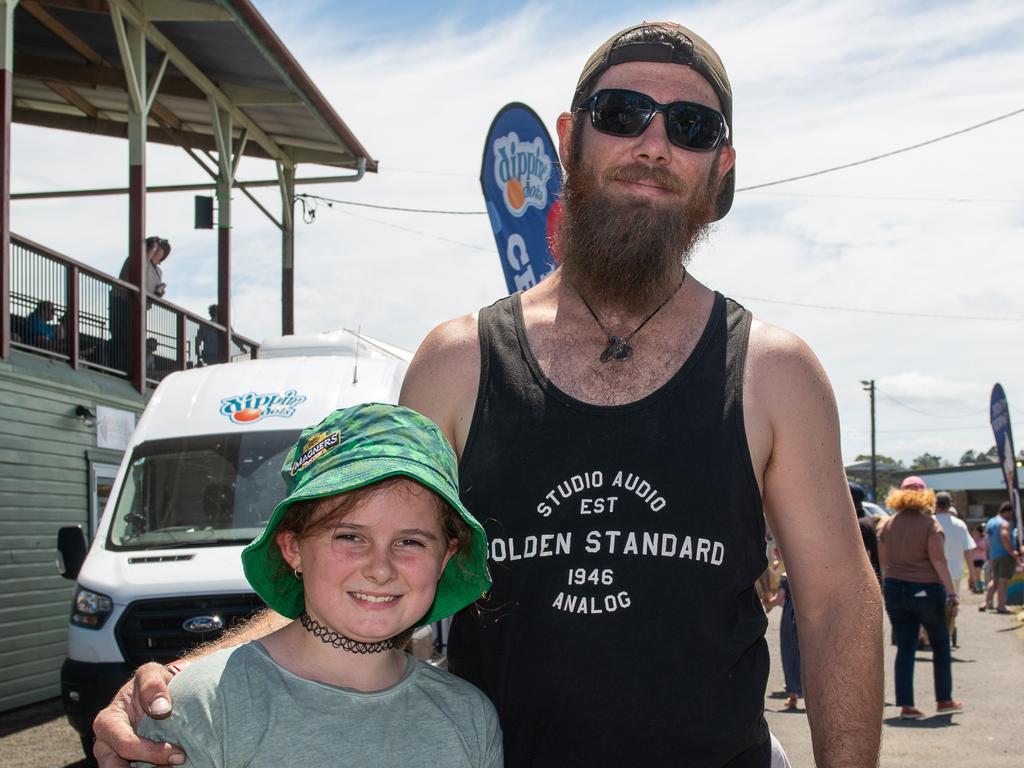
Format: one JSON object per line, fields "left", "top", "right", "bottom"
{"left": 603, "top": 164, "right": 687, "bottom": 195}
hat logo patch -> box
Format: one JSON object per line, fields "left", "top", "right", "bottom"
{"left": 220, "top": 390, "right": 307, "bottom": 424}
{"left": 290, "top": 431, "right": 341, "bottom": 475}
{"left": 493, "top": 131, "right": 552, "bottom": 217}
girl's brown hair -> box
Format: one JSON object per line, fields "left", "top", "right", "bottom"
{"left": 275, "top": 476, "right": 471, "bottom": 557}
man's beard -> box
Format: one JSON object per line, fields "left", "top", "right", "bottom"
{"left": 558, "top": 144, "right": 720, "bottom": 313}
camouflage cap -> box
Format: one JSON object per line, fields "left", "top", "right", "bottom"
{"left": 572, "top": 21, "right": 735, "bottom": 220}
{"left": 241, "top": 403, "right": 491, "bottom": 625}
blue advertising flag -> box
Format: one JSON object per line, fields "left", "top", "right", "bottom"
{"left": 990, "top": 383, "right": 1023, "bottom": 537}
{"left": 480, "top": 103, "right": 561, "bottom": 295}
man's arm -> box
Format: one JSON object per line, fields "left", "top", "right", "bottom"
{"left": 749, "top": 325, "right": 882, "bottom": 767}
{"left": 92, "top": 608, "right": 288, "bottom": 767}
{"left": 999, "top": 523, "right": 1020, "bottom": 562}
{"left": 398, "top": 313, "right": 481, "bottom": 454}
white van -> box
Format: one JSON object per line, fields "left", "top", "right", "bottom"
{"left": 56, "top": 331, "right": 409, "bottom": 758}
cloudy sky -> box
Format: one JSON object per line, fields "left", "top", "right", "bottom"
{"left": 11, "top": 0, "right": 1024, "bottom": 470}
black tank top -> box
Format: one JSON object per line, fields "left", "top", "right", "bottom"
{"left": 452, "top": 292, "right": 770, "bottom": 768}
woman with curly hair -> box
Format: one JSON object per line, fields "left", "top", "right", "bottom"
{"left": 877, "top": 476, "right": 964, "bottom": 720}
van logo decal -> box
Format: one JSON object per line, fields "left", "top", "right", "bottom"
{"left": 219, "top": 390, "right": 307, "bottom": 424}
{"left": 291, "top": 431, "right": 341, "bottom": 475}
{"left": 182, "top": 615, "right": 224, "bottom": 634}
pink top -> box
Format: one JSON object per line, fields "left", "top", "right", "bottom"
{"left": 973, "top": 534, "right": 988, "bottom": 560}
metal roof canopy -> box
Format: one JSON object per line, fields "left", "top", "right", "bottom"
{"left": 12, "top": 0, "right": 377, "bottom": 170}
{"left": 0, "top": 0, "right": 378, "bottom": 392}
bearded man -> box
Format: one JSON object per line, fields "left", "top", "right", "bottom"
{"left": 94, "top": 22, "right": 881, "bottom": 768}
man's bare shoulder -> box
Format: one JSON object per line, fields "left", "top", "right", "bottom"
{"left": 399, "top": 313, "right": 481, "bottom": 452}
{"left": 747, "top": 316, "right": 831, "bottom": 396}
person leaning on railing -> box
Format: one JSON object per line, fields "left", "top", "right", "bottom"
{"left": 119, "top": 236, "right": 171, "bottom": 298}
{"left": 109, "top": 236, "right": 171, "bottom": 371}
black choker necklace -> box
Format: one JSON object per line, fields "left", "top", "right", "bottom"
{"left": 299, "top": 612, "right": 395, "bottom": 654}
{"left": 578, "top": 270, "right": 687, "bottom": 363}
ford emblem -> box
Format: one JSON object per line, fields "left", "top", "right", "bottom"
{"left": 182, "top": 615, "right": 224, "bottom": 634}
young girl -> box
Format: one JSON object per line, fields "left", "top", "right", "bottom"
{"left": 136, "top": 404, "right": 500, "bottom": 767}
{"left": 764, "top": 573, "right": 801, "bottom": 711}
{"left": 970, "top": 523, "right": 988, "bottom": 594}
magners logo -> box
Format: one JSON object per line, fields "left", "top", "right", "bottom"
{"left": 290, "top": 431, "right": 340, "bottom": 475}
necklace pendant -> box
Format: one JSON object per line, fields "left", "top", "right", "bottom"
{"left": 600, "top": 335, "right": 632, "bottom": 363}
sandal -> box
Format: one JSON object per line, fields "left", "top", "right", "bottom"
{"left": 978, "top": 604, "right": 991, "bottom": 612}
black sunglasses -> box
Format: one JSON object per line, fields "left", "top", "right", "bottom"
{"left": 582, "top": 88, "right": 729, "bottom": 152}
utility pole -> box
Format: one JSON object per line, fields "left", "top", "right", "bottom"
{"left": 861, "top": 379, "right": 877, "bottom": 500}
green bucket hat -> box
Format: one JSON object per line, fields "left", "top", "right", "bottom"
{"left": 241, "top": 403, "right": 491, "bottom": 626}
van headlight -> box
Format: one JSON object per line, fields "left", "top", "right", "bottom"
{"left": 71, "top": 587, "right": 114, "bottom": 629}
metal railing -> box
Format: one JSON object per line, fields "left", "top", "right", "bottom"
{"left": 8, "top": 234, "right": 258, "bottom": 384}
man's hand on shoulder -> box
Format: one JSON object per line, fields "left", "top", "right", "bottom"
{"left": 400, "top": 313, "right": 481, "bottom": 456}
{"left": 93, "top": 662, "right": 184, "bottom": 767}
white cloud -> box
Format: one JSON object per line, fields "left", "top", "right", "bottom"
{"left": 10, "top": 0, "right": 1023, "bottom": 464}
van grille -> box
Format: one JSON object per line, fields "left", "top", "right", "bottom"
{"left": 115, "top": 593, "right": 265, "bottom": 666}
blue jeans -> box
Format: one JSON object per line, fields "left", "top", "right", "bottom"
{"left": 883, "top": 578, "right": 952, "bottom": 706}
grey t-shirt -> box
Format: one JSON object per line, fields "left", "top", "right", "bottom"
{"left": 136, "top": 642, "right": 503, "bottom": 767}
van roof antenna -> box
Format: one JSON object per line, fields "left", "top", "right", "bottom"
{"left": 352, "top": 325, "right": 361, "bottom": 385}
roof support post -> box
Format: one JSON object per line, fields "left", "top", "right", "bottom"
{"left": 210, "top": 98, "right": 233, "bottom": 363}
{"left": 113, "top": 6, "right": 149, "bottom": 392}
{"left": 0, "top": 0, "right": 16, "bottom": 362}
{"left": 277, "top": 160, "right": 295, "bottom": 336}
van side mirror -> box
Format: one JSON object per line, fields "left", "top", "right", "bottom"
{"left": 57, "top": 526, "right": 88, "bottom": 580}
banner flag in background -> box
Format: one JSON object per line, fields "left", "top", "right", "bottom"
{"left": 990, "top": 383, "right": 1023, "bottom": 539}
{"left": 480, "top": 103, "right": 562, "bottom": 295}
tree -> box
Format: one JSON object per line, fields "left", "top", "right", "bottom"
{"left": 911, "top": 453, "right": 942, "bottom": 469}
{"left": 854, "top": 453, "right": 903, "bottom": 467}
{"left": 960, "top": 449, "right": 977, "bottom": 465}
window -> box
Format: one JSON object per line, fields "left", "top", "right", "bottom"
{"left": 107, "top": 430, "right": 299, "bottom": 550}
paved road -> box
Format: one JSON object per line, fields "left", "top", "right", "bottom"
{"left": 765, "top": 589, "right": 1024, "bottom": 766}
{"left": 2, "top": 596, "right": 1021, "bottom": 767}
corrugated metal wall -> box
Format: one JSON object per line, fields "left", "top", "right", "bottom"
{"left": 0, "top": 352, "right": 146, "bottom": 713}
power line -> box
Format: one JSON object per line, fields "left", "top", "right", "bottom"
{"left": 874, "top": 387, "right": 989, "bottom": 419}
{"left": 361, "top": 105, "right": 1024, "bottom": 205}
{"left": 296, "top": 192, "right": 485, "bottom": 215}
{"left": 323, "top": 202, "right": 492, "bottom": 253}
{"left": 745, "top": 191, "right": 1023, "bottom": 204}
{"left": 736, "top": 106, "right": 1024, "bottom": 192}
{"left": 735, "top": 295, "right": 1024, "bottom": 323}
{"left": 843, "top": 424, "right": 1005, "bottom": 434}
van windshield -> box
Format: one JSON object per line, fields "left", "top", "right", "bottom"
{"left": 107, "top": 430, "right": 300, "bottom": 550}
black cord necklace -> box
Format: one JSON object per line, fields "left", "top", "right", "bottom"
{"left": 299, "top": 611, "right": 396, "bottom": 654}
{"left": 578, "top": 270, "right": 687, "bottom": 363}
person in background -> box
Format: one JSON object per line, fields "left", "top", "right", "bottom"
{"left": 763, "top": 572, "right": 801, "bottom": 711}
{"left": 24, "top": 300, "right": 57, "bottom": 347}
{"left": 120, "top": 236, "right": 171, "bottom": 298}
{"left": 969, "top": 523, "right": 988, "bottom": 594}
{"left": 849, "top": 483, "right": 881, "bottom": 582}
{"left": 195, "top": 304, "right": 221, "bottom": 366}
{"left": 878, "top": 476, "right": 963, "bottom": 719}
{"left": 110, "top": 237, "right": 171, "bottom": 371}
{"left": 980, "top": 501, "right": 1022, "bottom": 614}
{"left": 933, "top": 492, "right": 974, "bottom": 647}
